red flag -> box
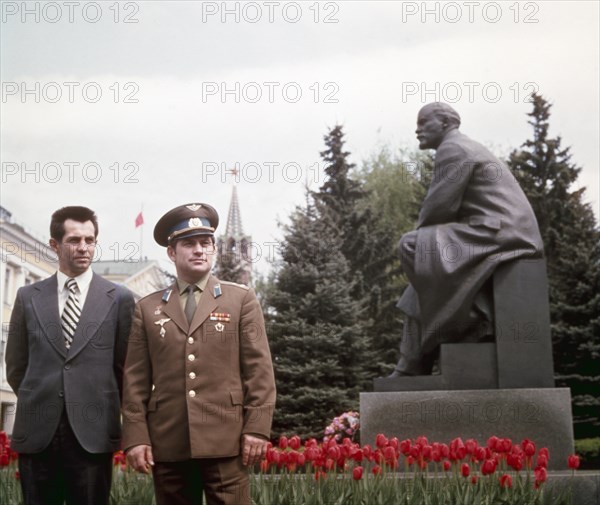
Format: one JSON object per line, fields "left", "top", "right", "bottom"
{"left": 135, "top": 212, "right": 144, "bottom": 228}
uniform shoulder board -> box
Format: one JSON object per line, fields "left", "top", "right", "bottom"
{"left": 138, "top": 288, "right": 166, "bottom": 303}
{"left": 219, "top": 280, "right": 250, "bottom": 291}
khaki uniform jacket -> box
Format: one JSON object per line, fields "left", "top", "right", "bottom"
{"left": 121, "top": 276, "right": 276, "bottom": 461}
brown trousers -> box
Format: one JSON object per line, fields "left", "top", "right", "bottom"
{"left": 152, "top": 456, "right": 250, "bottom": 505}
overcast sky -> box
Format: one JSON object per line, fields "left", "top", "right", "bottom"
{"left": 2, "top": 0, "right": 598, "bottom": 276}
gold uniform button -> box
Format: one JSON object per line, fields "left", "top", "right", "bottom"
{"left": 188, "top": 354, "right": 195, "bottom": 361}
{"left": 188, "top": 390, "right": 196, "bottom": 398}
{"left": 188, "top": 337, "right": 194, "bottom": 344}
{"left": 189, "top": 372, "right": 196, "bottom": 380}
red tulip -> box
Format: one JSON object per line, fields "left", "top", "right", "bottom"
{"left": 507, "top": 453, "right": 523, "bottom": 472}
{"left": 442, "top": 460, "right": 451, "bottom": 471}
{"left": 400, "top": 439, "right": 411, "bottom": 455}
{"left": 461, "top": 463, "right": 470, "bottom": 477}
{"left": 372, "top": 465, "right": 382, "bottom": 476}
{"left": 362, "top": 444, "right": 372, "bottom": 459}
{"left": 481, "top": 458, "right": 497, "bottom": 476}
{"left": 568, "top": 454, "right": 580, "bottom": 470}
{"left": 383, "top": 446, "right": 396, "bottom": 462}
{"left": 327, "top": 445, "right": 341, "bottom": 461}
{"left": 352, "top": 449, "right": 364, "bottom": 463}
{"left": 535, "top": 466, "right": 548, "bottom": 484}
{"left": 352, "top": 466, "right": 363, "bottom": 480}
{"left": 465, "top": 439, "right": 478, "bottom": 455}
{"left": 15, "top": 470, "right": 20, "bottom": 480}
{"left": 522, "top": 439, "right": 536, "bottom": 456}
{"left": 260, "top": 460, "right": 269, "bottom": 472}
{"left": 297, "top": 453, "right": 306, "bottom": 466}
{"left": 536, "top": 453, "right": 549, "bottom": 469}
{"left": 409, "top": 445, "right": 420, "bottom": 458}
{"left": 474, "top": 446, "right": 487, "bottom": 462}
{"left": 0, "top": 453, "right": 9, "bottom": 467}
{"left": 278, "top": 436, "right": 288, "bottom": 450}
{"left": 470, "top": 475, "right": 478, "bottom": 485}
{"left": 500, "top": 474, "right": 512, "bottom": 488}
{"left": 376, "top": 434, "right": 388, "bottom": 449}
{"left": 289, "top": 435, "right": 301, "bottom": 450}
{"left": 487, "top": 436, "right": 499, "bottom": 450}
{"left": 499, "top": 438, "right": 512, "bottom": 453}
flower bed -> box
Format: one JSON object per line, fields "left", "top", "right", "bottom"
{"left": 1, "top": 431, "right": 581, "bottom": 504}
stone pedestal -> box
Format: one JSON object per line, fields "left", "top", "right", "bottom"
{"left": 360, "top": 388, "right": 574, "bottom": 471}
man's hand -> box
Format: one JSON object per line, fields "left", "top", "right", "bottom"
{"left": 126, "top": 444, "right": 154, "bottom": 474}
{"left": 242, "top": 434, "right": 268, "bottom": 466}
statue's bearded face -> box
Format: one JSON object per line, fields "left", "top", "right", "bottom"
{"left": 415, "top": 109, "right": 447, "bottom": 150}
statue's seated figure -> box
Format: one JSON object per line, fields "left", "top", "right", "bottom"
{"left": 389, "top": 103, "right": 550, "bottom": 384}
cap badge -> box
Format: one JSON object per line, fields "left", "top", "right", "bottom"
{"left": 189, "top": 217, "right": 202, "bottom": 227}
{"left": 186, "top": 204, "right": 202, "bottom": 211}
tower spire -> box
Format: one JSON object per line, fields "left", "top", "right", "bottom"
{"left": 225, "top": 185, "right": 244, "bottom": 239}
{"left": 216, "top": 174, "right": 252, "bottom": 285}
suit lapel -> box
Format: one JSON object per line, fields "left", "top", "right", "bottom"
{"left": 189, "top": 276, "right": 218, "bottom": 335}
{"left": 30, "top": 274, "right": 67, "bottom": 359}
{"left": 161, "top": 283, "right": 188, "bottom": 333}
{"left": 66, "top": 274, "right": 115, "bottom": 361}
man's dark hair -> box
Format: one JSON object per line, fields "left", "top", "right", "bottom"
{"left": 50, "top": 206, "right": 99, "bottom": 241}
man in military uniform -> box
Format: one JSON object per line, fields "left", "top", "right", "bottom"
{"left": 122, "top": 203, "right": 276, "bottom": 505}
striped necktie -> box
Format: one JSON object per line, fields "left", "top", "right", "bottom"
{"left": 61, "top": 278, "right": 81, "bottom": 349}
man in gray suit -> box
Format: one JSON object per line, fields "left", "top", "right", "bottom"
{"left": 6, "top": 206, "right": 135, "bottom": 505}
{"left": 391, "top": 103, "right": 543, "bottom": 376}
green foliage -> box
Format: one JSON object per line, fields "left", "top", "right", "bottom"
{"left": 354, "top": 146, "right": 433, "bottom": 374}
{"left": 264, "top": 125, "right": 433, "bottom": 438}
{"left": 267, "top": 201, "right": 368, "bottom": 438}
{"left": 508, "top": 94, "right": 600, "bottom": 438}
{"left": 251, "top": 467, "right": 572, "bottom": 505}
{"left": 573, "top": 438, "right": 600, "bottom": 469}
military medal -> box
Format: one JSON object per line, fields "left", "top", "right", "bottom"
{"left": 215, "top": 322, "right": 225, "bottom": 332}
{"left": 154, "top": 306, "right": 162, "bottom": 315}
{"left": 154, "top": 318, "right": 171, "bottom": 338}
{"left": 209, "top": 312, "right": 230, "bottom": 322}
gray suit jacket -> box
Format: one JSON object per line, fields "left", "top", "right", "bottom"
{"left": 397, "top": 129, "right": 544, "bottom": 353}
{"left": 6, "top": 272, "right": 134, "bottom": 454}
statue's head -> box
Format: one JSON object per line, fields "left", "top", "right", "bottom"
{"left": 415, "top": 102, "right": 461, "bottom": 150}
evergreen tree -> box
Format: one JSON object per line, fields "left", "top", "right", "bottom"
{"left": 214, "top": 244, "right": 247, "bottom": 284}
{"left": 355, "top": 146, "right": 433, "bottom": 373}
{"left": 508, "top": 94, "right": 600, "bottom": 438}
{"left": 267, "top": 201, "right": 368, "bottom": 438}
